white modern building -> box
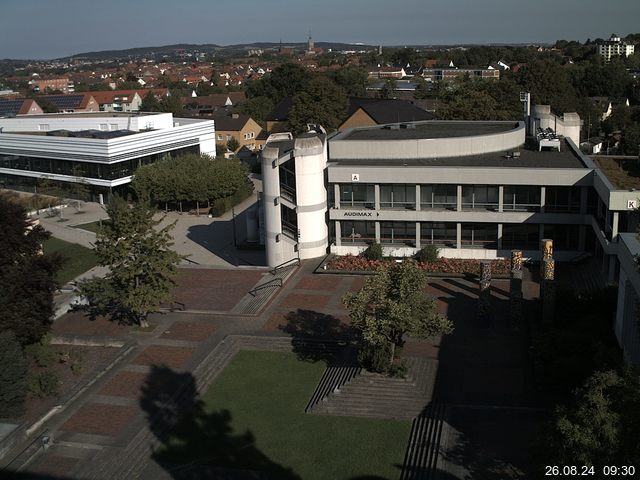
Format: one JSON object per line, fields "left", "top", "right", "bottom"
{"left": 261, "top": 117, "right": 640, "bottom": 364}
{"left": 0, "top": 112, "right": 215, "bottom": 200}
{"left": 598, "top": 34, "right": 635, "bottom": 62}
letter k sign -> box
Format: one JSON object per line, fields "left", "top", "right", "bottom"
{"left": 351, "top": 174, "right": 360, "bottom": 182}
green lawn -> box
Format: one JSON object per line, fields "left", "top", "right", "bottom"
{"left": 43, "top": 237, "right": 97, "bottom": 285}
{"left": 158, "top": 351, "right": 411, "bottom": 479}
{"left": 73, "top": 220, "right": 105, "bottom": 234}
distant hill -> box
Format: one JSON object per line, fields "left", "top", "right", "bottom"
{"left": 63, "top": 42, "right": 379, "bottom": 60}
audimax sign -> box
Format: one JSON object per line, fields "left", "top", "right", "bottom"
{"left": 342, "top": 211, "right": 380, "bottom": 217}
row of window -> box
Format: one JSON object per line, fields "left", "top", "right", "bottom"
{"left": 338, "top": 221, "right": 580, "bottom": 250}
{"left": 0, "top": 146, "right": 199, "bottom": 181}
{"left": 337, "top": 184, "right": 583, "bottom": 213}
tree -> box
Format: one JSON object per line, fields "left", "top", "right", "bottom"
{"left": 0, "top": 330, "right": 28, "bottom": 417}
{"left": 235, "top": 96, "right": 274, "bottom": 126}
{"left": 549, "top": 369, "right": 640, "bottom": 468}
{"left": 140, "top": 91, "right": 161, "bottom": 112}
{"left": 0, "top": 197, "right": 62, "bottom": 345}
{"left": 331, "top": 66, "right": 369, "bottom": 97}
{"left": 343, "top": 261, "right": 453, "bottom": 370}
{"left": 159, "top": 95, "right": 185, "bottom": 117}
{"left": 288, "top": 76, "right": 347, "bottom": 134}
{"left": 226, "top": 136, "right": 240, "bottom": 153}
{"left": 379, "top": 78, "right": 398, "bottom": 99}
{"left": 78, "top": 197, "right": 184, "bottom": 327}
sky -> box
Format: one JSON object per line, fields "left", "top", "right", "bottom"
{"left": 1, "top": 0, "right": 639, "bottom": 59}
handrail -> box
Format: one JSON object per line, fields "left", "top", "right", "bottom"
{"left": 249, "top": 278, "right": 282, "bottom": 296}
{"left": 270, "top": 257, "right": 300, "bottom": 275}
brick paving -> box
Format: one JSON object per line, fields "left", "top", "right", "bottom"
{"left": 52, "top": 312, "right": 130, "bottom": 338}
{"left": 172, "top": 268, "right": 266, "bottom": 311}
{"left": 27, "top": 454, "right": 81, "bottom": 477}
{"left": 99, "top": 371, "right": 149, "bottom": 399}
{"left": 132, "top": 345, "right": 195, "bottom": 370}
{"left": 60, "top": 403, "right": 139, "bottom": 436}
{"left": 159, "top": 321, "right": 217, "bottom": 342}
{"left": 10, "top": 261, "right": 546, "bottom": 480}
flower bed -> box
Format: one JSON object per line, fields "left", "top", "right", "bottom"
{"left": 326, "top": 254, "right": 511, "bottom": 276}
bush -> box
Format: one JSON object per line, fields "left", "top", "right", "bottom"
{"left": 28, "top": 370, "right": 60, "bottom": 398}
{"left": 388, "top": 359, "right": 409, "bottom": 378}
{"left": 209, "top": 180, "right": 254, "bottom": 217}
{"left": 363, "top": 243, "right": 383, "bottom": 261}
{"left": 358, "top": 341, "right": 392, "bottom": 373}
{"left": 415, "top": 245, "right": 439, "bottom": 263}
{"left": 0, "top": 331, "right": 28, "bottom": 417}
{"left": 25, "top": 335, "right": 56, "bottom": 368}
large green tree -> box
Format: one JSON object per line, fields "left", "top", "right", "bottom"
{"left": 79, "top": 197, "right": 183, "bottom": 327}
{"left": 549, "top": 369, "right": 640, "bottom": 468}
{"left": 288, "top": 76, "right": 347, "bottom": 134}
{"left": 343, "top": 261, "right": 453, "bottom": 369}
{"left": 0, "top": 197, "right": 62, "bottom": 345}
{"left": 0, "top": 330, "right": 28, "bottom": 417}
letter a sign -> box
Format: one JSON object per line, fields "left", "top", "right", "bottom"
{"left": 351, "top": 173, "right": 360, "bottom": 182}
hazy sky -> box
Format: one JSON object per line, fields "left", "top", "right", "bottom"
{"left": 1, "top": 0, "right": 639, "bottom": 59}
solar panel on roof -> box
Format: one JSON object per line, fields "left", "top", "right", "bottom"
{"left": 0, "top": 100, "right": 23, "bottom": 116}
{"left": 43, "top": 95, "right": 83, "bottom": 109}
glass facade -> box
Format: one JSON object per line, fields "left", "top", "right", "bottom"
{"left": 545, "top": 186, "right": 581, "bottom": 213}
{"left": 461, "top": 185, "right": 499, "bottom": 210}
{"left": 461, "top": 223, "right": 498, "bottom": 248}
{"left": 503, "top": 186, "right": 541, "bottom": 212}
{"left": 0, "top": 145, "right": 199, "bottom": 181}
{"left": 340, "top": 184, "right": 374, "bottom": 208}
{"left": 280, "top": 204, "right": 297, "bottom": 240}
{"left": 420, "top": 222, "right": 457, "bottom": 247}
{"left": 380, "top": 221, "right": 416, "bottom": 245}
{"left": 340, "top": 220, "right": 376, "bottom": 244}
{"left": 502, "top": 224, "right": 539, "bottom": 250}
{"left": 278, "top": 159, "right": 296, "bottom": 202}
{"left": 380, "top": 184, "right": 416, "bottom": 209}
{"left": 420, "top": 185, "right": 457, "bottom": 210}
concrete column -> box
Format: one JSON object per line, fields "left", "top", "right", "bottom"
{"left": 374, "top": 184, "right": 380, "bottom": 210}
{"left": 456, "top": 223, "right": 462, "bottom": 249}
{"left": 415, "top": 184, "right": 421, "bottom": 211}
{"left": 375, "top": 221, "right": 380, "bottom": 243}
{"left": 540, "top": 186, "right": 546, "bottom": 213}
{"left": 538, "top": 224, "right": 545, "bottom": 242}
{"left": 334, "top": 184, "right": 341, "bottom": 209}
{"left": 580, "top": 186, "right": 588, "bottom": 214}
{"left": 335, "top": 221, "right": 341, "bottom": 246}
{"left": 612, "top": 211, "right": 619, "bottom": 241}
{"left": 497, "top": 223, "right": 503, "bottom": 250}
{"left": 456, "top": 185, "right": 462, "bottom": 211}
{"left": 498, "top": 186, "right": 504, "bottom": 212}
{"left": 614, "top": 272, "right": 627, "bottom": 342}
{"left": 415, "top": 222, "right": 421, "bottom": 249}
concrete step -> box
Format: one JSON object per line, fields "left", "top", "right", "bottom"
{"left": 400, "top": 404, "right": 447, "bottom": 480}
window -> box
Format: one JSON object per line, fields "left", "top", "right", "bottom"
{"left": 38, "top": 124, "right": 50, "bottom": 131}
{"left": 340, "top": 184, "right": 374, "bottom": 208}
{"left": 340, "top": 221, "right": 376, "bottom": 244}
{"left": 461, "top": 223, "right": 498, "bottom": 248}
{"left": 226, "top": 134, "right": 232, "bottom": 141}
{"left": 380, "top": 184, "right": 416, "bottom": 209}
{"left": 110, "top": 123, "right": 118, "bottom": 131}
{"left": 543, "top": 224, "right": 579, "bottom": 251}
{"left": 420, "top": 222, "right": 457, "bottom": 247}
{"left": 421, "top": 185, "right": 456, "bottom": 210}
{"left": 279, "top": 159, "right": 296, "bottom": 202}
{"left": 503, "top": 186, "right": 541, "bottom": 212}
{"left": 545, "top": 187, "right": 580, "bottom": 213}
{"left": 380, "top": 222, "right": 416, "bottom": 245}
{"left": 99, "top": 124, "right": 108, "bottom": 131}
{"left": 502, "top": 224, "right": 539, "bottom": 250}
{"left": 281, "top": 205, "right": 297, "bottom": 240}
{"left": 217, "top": 134, "right": 223, "bottom": 141}
{"left": 461, "top": 185, "right": 499, "bottom": 210}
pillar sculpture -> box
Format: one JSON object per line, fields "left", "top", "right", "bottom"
{"left": 477, "top": 260, "right": 492, "bottom": 324}
{"left": 509, "top": 250, "right": 523, "bottom": 328}
{"left": 540, "top": 239, "right": 556, "bottom": 323}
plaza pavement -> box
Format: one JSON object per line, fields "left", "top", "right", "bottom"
{"left": 5, "top": 260, "right": 548, "bottom": 479}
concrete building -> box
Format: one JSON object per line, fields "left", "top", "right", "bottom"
{"left": 260, "top": 117, "right": 640, "bottom": 364}
{"left": 0, "top": 112, "right": 215, "bottom": 201}
{"left": 598, "top": 34, "right": 635, "bottom": 62}
{"left": 213, "top": 113, "right": 262, "bottom": 152}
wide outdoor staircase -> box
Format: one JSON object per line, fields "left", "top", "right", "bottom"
{"left": 312, "top": 357, "right": 437, "bottom": 419}
{"left": 400, "top": 404, "right": 447, "bottom": 480}
{"left": 231, "top": 259, "right": 300, "bottom": 315}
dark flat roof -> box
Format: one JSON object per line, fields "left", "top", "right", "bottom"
{"left": 342, "top": 121, "right": 520, "bottom": 141}
{"left": 330, "top": 141, "right": 587, "bottom": 169}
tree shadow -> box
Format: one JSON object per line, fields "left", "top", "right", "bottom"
{"left": 139, "top": 364, "right": 301, "bottom": 479}
{"left": 278, "top": 308, "right": 358, "bottom": 365}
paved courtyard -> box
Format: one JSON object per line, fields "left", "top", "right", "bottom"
{"left": 6, "top": 261, "right": 547, "bottom": 479}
